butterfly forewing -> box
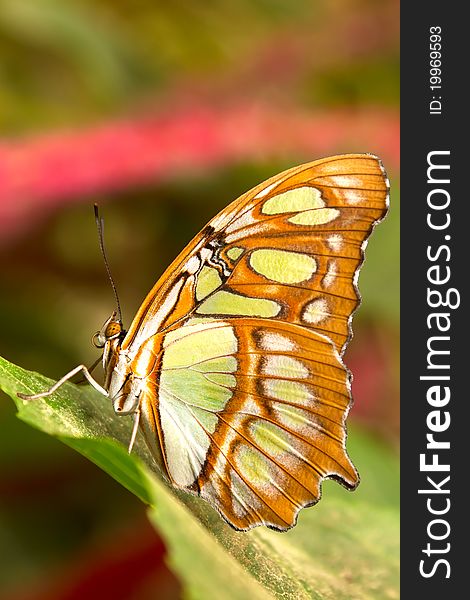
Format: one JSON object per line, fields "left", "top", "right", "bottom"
{"left": 119, "top": 154, "right": 388, "bottom": 530}
{"left": 123, "top": 154, "right": 388, "bottom": 355}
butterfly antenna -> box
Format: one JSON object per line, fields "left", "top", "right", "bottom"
{"left": 94, "top": 204, "right": 122, "bottom": 323}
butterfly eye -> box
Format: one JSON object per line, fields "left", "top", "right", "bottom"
{"left": 92, "top": 331, "right": 105, "bottom": 348}
{"left": 105, "top": 321, "right": 122, "bottom": 339}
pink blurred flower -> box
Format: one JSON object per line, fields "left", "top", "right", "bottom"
{"left": 0, "top": 103, "right": 398, "bottom": 244}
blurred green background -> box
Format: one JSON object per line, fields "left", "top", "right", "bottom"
{"left": 0, "top": 1, "right": 399, "bottom": 598}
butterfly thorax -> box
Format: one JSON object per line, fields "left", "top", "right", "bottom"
{"left": 106, "top": 332, "right": 163, "bottom": 417}
{"left": 93, "top": 312, "right": 143, "bottom": 415}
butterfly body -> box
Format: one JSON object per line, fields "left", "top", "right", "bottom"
{"left": 95, "top": 154, "right": 389, "bottom": 531}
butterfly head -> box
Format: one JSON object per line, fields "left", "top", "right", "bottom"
{"left": 92, "top": 311, "right": 126, "bottom": 385}
{"left": 92, "top": 311, "right": 123, "bottom": 347}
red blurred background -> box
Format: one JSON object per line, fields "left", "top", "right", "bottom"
{"left": 0, "top": 1, "right": 399, "bottom": 598}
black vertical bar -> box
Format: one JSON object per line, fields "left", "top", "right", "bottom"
{"left": 401, "top": 4, "right": 466, "bottom": 596}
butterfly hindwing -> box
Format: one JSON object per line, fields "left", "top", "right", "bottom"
{"left": 136, "top": 317, "right": 357, "bottom": 531}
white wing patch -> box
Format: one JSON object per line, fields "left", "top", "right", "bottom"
{"left": 327, "top": 234, "right": 343, "bottom": 253}
{"left": 262, "top": 355, "right": 309, "bottom": 379}
{"left": 303, "top": 298, "right": 330, "bottom": 325}
{"left": 322, "top": 261, "right": 338, "bottom": 289}
{"left": 259, "top": 331, "right": 297, "bottom": 352}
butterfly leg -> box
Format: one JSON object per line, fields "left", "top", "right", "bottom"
{"left": 128, "top": 408, "right": 141, "bottom": 454}
{"left": 17, "top": 364, "right": 108, "bottom": 400}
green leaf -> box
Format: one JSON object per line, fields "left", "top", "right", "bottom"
{"left": 0, "top": 356, "right": 399, "bottom": 599}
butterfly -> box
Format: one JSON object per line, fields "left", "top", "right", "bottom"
{"left": 19, "top": 154, "right": 389, "bottom": 531}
